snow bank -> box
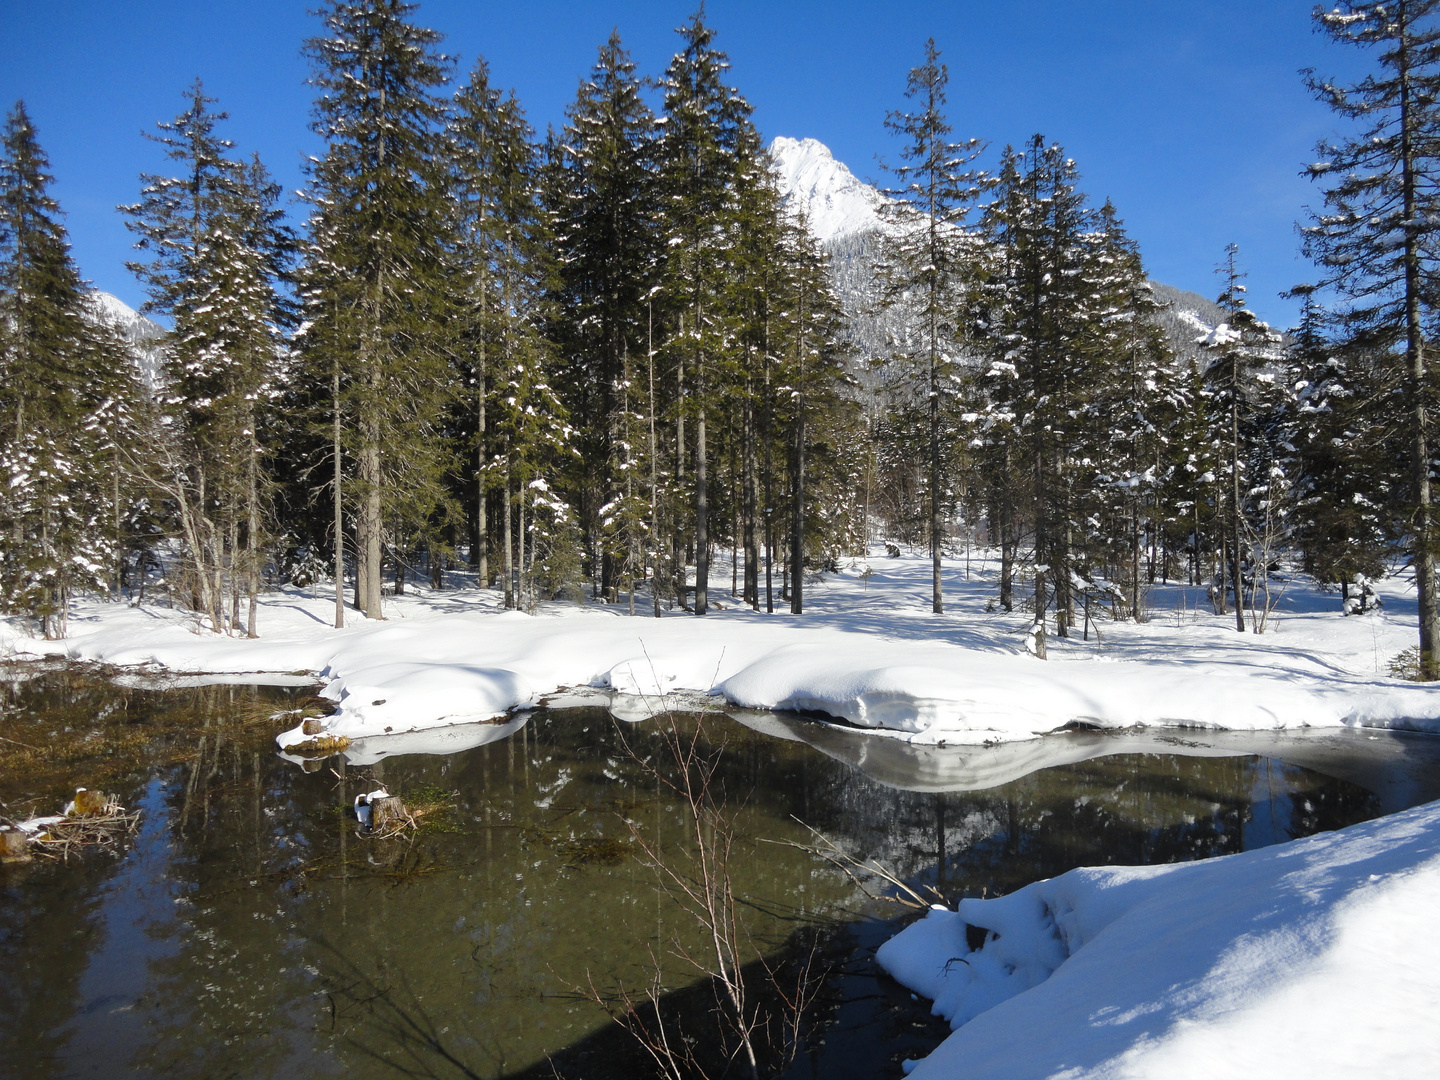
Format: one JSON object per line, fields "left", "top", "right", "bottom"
{"left": 5, "top": 550, "right": 1440, "bottom": 751}
{"left": 713, "top": 640, "right": 1440, "bottom": 738}
{"left": 878, "top": 799, "right": 1440, "bottom": 1079}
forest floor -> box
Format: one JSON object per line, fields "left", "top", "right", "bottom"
{"left": 4, "top": 546, "right": 1440, "bottom": 1078}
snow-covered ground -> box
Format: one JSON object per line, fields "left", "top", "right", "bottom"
{"left": 879, "top": 797, "right": 1440, "bottom": 1079}
{"left": 2, "top": 547, "right": 1437, "bottom": 751}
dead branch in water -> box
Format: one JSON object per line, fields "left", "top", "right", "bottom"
{"left": 765, "top": 820, "right": 944, "bottom": 911}
{"left": 28, "top": 794, "right": 142, "bottom": 862}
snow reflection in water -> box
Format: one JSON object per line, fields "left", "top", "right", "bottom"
{"left": 2, "top": 669, "right": 1434, "bottom": 1079}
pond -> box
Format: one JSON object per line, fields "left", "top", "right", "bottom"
{"left": 3, "top": 665, "right": 1438, "bottom": 1079}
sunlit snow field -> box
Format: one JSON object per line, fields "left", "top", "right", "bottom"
{"left": 5, "top": 545, "right": 1437, "bottom": 748}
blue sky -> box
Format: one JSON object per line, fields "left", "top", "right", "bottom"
{"left": 1, "top": 1, "right": 1371, "bottom": 329}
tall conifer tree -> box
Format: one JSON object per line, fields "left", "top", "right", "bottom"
{"left": 124, "top": 83, "right": 291, "bottom": 635}
{"left": 302, "top": 0, "right": 456, "bottom": 620}
{"left": 980, "top": 137, "right": 1097, "bottom": 636}
{"left": 547, "top": 32, "right": 659, "bottom": 603}
{"left": 0, "top": 103, "right": 142, "bottom": 637}
{"left": 880, "top": 39, "right": 985, "bottom": 615}
{"left": 657, "top": 8, "right": 752, "bottom": 615}
{"left": 1302, "top": 0, "right": 1440, "bottom": 673}
{"left": 449, "top": 59, "right": 552, "bottom": 602}
{"left": 1203, "top": 245, "right": 1284, "bottom": 632}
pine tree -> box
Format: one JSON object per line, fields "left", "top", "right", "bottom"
{"left": 449, "top": 62, "right": 576, "bottom": 611}
{"left": 1201, "top": 245, "right": 1285, "bottom": 631}
{"left": 184, "top": 155, "right": 292, "bottom": 636}
{"left": 979, "top": 137, "right": 1099, "bottom": 637}
{"left": 301, "top": 0, "right": 457, "bottom": 620}
{"left": 770, "top": 193, "right": 855, "bottom": 613}
{"left": 449, "top": 58, "right": 554, "bottom": 603}
{"left": 879, "top": 38, "right": 986, "bottom": 615}
{"left": 1085, "top": 201, "right": 1179, "bottom": 620}
{"left": 123, "top": 83, "right": 291, "bottom": 635}
{"left": 0, "top": 102, "right": 143, "bottom": 637}
{"left": 1287, "top": 289, "right": 1398, "bottom": 602}
{"left": 546, "top": 32, "right": 659, "bottom": 606}
{"left": 726, "top": 130, "right": 787, "bottom": 611}
{"left": 1301, "top": 0, "right": 1440, "bottom": 673}
{"left": 656, "top": 8, "right": 753, "bottom": 616}
{"left": 123, "top": 81, "right": 240, "bottom": 317}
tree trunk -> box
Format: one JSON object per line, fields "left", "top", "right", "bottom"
{"left": 999, "top": 448, "right": 1014, "bottom": 612}
{"left": 930, "top": 331, "right": 943, "bottom": 614}
{"left": 1058, "top": 468, "right": 1073, "bottom": 637}
{"left": 649, "top": 304, "right": 661, "bottom": 619}
{"left": 518, "top": 487, "right": 527, "bottom": 611}
{"left": 790, "top": 381, "right": 805, "bottom": 616}
{"left": 111, "top": 465, "right": 122, "bottom": 601}
{"left": 695, "top": 319, "right": 709, "bottom": 615}
{"left": 359, "top": 437, "right": 383, "bottom": 619}
{"left": 1398, "top": 22, "right": 1440, "bottom": 677}
{"left": 1130, "top": 498, "right": 1140, "bottom": 622}
{"left": 503, "top": 467, "right": 515, "bottom": 610}
{"left": 1230, "top": 390, "right": 1245, "bottom": 633}
{"left": 743, "top": 392, "right": 759, "bottom": 609}
{"left": 675, "top": 341, "right": 686, "bottom": 611}
{"left": 763, "top": 351, "right": 775, "bottom": 614}
{"left": 1034, "top": 445, "right": 1047, "bottom": 629}
{"left": 477, "top": 377, "right": 488, "bottom": 588}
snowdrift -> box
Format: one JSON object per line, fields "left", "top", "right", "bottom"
{"left": 878, "top": 798, "right": 1440, "bottom": 1079}
{"left": 3, "top": 552, "right": 1439, "bottom": 751}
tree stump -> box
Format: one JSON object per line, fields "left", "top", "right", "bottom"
{"left": 68, "top": 788, "right": 108, "bottom": 817}
{"left": 370, "top": 796, "right": 408, "bottom": 834}
{"left": 0, "top": 827, "right": 31, "bottom": 863}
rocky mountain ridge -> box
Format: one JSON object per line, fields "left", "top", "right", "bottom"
{"left": 767, "top": 136, "right": 1246, "bottom": 370}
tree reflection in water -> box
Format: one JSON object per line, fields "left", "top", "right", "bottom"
{"left": 0, "top": 669, "right": 1409, "bottom": 1080}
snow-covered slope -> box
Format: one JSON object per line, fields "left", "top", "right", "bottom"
{"left": 769, "top": 137, "right": 1281, "bottom": 374}
{"left": 86, "top": 290, "right": 162, "bottom": 346}
{"left": 880, "top": 797, "right": 1440, "bottom": 1078}
{"left": 769, "top": 136, "right": 905, "bottom": 372}
{"left": 768, "top": 136, "right": 889, "bottom": 244}
{"left": 1150, "top": 281, "right": 1230, "bottom": 371}
{"left": 85, "top": 290, "right": 165, "bottom": 389}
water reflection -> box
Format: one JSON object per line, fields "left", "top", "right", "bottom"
{"left": 0, "top": 669, "right": 1422, "bottom": 1079}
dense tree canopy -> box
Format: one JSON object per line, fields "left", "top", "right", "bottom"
{"left": 3, "top": 1, "right": 1437, "bottom": 677}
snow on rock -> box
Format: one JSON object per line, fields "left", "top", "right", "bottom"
{"left": 878, "top": 798, "right": 1440, "bottom": 1079}
{"left": 85, "top": 290, "right": 150, "bottom": 333}
{"left": 769, "top": 135, "right": 890, "bottom": 243}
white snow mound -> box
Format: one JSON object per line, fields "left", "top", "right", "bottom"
{"left": 5, "top": 548, "right": 1440, "bottom": 751}
{"left": 878, "top": 799, "right": 1440, "bottom": 1079}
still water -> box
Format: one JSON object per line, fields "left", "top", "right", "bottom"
{"left": 2, "top": 667, "right": 1436, "bottom": 1079}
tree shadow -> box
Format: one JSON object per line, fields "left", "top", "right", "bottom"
{"left": 312, "top": 924, "right": 892, "bottom": 1080}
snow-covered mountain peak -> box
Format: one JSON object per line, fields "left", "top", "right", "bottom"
{"left": 85, "top": 290, "right": 166, "bottom": 389}
{"left": 768, "top": 136, "right": 889, "bottom": 244}
{"left": 85, "top": 290, "right": 161, "bottom": 341}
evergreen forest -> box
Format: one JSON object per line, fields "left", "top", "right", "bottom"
{"left": 4, "top": 1, "right": 1440, "bottom": 676}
